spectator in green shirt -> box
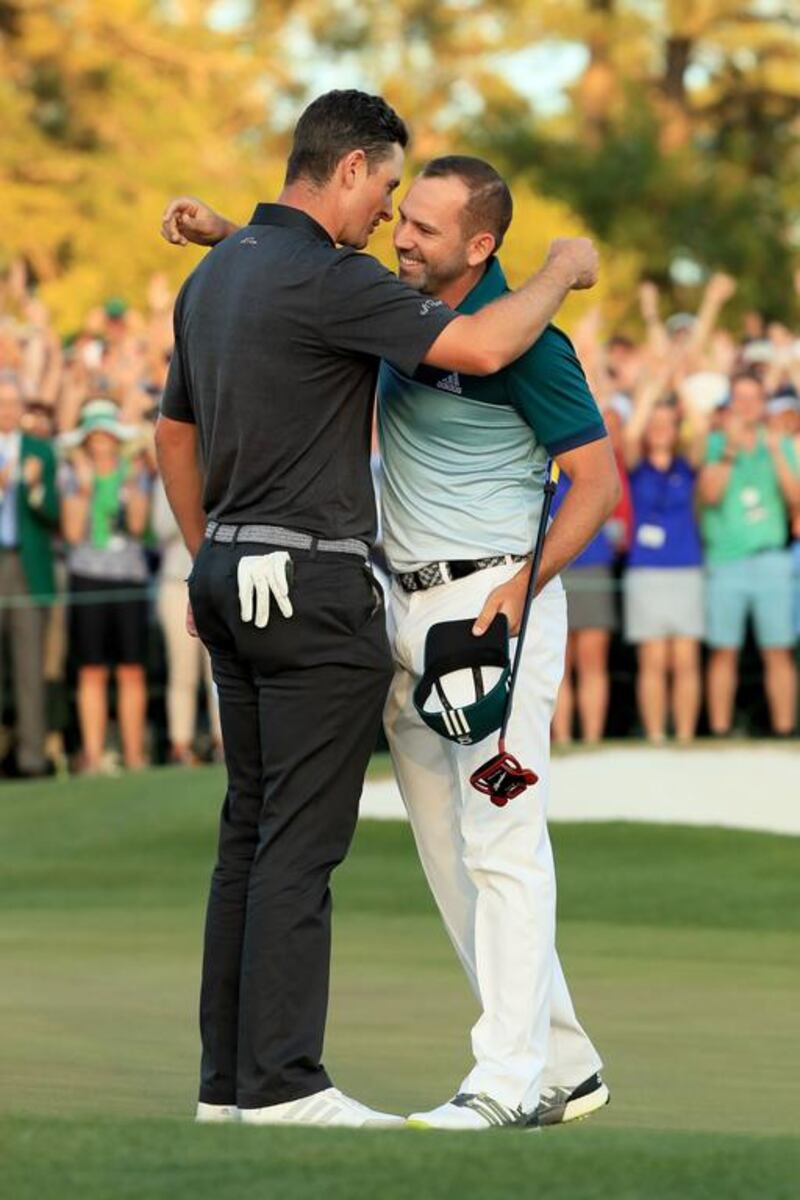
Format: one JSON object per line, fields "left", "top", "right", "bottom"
{"left": 698, "top": 371, "right": 800, "bottom": 736}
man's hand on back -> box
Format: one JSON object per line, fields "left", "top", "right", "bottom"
{"left": 160, "top": 197, "right": 237, "bottom": 247}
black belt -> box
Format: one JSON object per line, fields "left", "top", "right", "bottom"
{"left": 397, "top": 554, "right": 527, "bottom": 593}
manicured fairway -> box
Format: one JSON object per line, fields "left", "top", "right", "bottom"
{"left": 1, "top": 766, "right": 797, "bottom": 1199}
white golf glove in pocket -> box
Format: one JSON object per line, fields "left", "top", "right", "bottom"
{"left": 237, "top": 552, "right": 294, "bottom": 628}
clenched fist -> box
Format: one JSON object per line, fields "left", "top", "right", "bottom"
{"left": 545, "top": 238, "right": 599, "bottom": 291}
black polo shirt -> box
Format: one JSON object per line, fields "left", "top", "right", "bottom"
{"left": 161, "top": 203, "right": 457, "bottom": 544}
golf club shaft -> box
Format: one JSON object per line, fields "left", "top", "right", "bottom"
{"left": 499, "top": 459, "right": 558, "bottom": 745}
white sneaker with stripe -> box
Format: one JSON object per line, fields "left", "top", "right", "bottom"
{"left": 535, "top": 1074, "right": 610, "bottom": 1126}
{"left": 407, "top": 1092, "right": 528, "bottom": 1131}
{"left": 195, "top": 1102, "right": 240, "bottom": 1124}
{"left": 239, "top": 1087, "right": 404, "bottom": 1129}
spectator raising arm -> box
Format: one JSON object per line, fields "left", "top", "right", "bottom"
{"left": 638, "top": 281, "right": 670, "bottom": 362}
{"left": 623, "top": 365, "right": 672, "bottom": 471}
{"left": 675, "top": 379, "right": 712, "bottom": 470}
{"left": 571, "top": 306, "right": 613, "bottom": 407}
{"left": 683, "top": 273, "right": 737, "bottom": 373}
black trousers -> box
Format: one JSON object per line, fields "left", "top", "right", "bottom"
{"left": 188, "top": 538, "right": 392, "bottom": 1108}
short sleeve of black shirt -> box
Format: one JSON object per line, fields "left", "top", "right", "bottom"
{"left": 161, "top": 287, "right": 195, "bottom": 424}
{"left": 319, "top": 251, "right": 458, "bottom": 377}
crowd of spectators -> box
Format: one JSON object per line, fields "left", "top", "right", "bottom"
{"left": 558, "top": 273, "right": 800, "bottom": 744}
{"left": 0, "top": 265, "right": 220, "bottom": 776}
{"left": 0, "top": 261, "right": 798, "bottom": 776}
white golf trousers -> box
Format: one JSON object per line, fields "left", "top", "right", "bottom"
{"left": 384, "top": 563, "right": 602, "bottom": 1110}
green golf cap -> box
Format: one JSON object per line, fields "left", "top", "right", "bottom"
{"left": 413, "top": 614, "right": 510, "bottom": 746}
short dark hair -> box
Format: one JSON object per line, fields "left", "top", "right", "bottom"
{"left": 285, "top": 90, "right": 409, "bottom": 186}
{"left": 730, "top": 369, "right": 764, "bottom": 392}
{"left": 420, "top": 156, "right": 513, "bottom": 250}
{"left": 608, "top": 335, "right": 636, "bottom": 352}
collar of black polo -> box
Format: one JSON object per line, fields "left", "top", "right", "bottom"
{"left": 249, "top": 203, "right": 334, "bottom": 246}
{"left": 413, "top": 615, "right": 510, "bottom": 746}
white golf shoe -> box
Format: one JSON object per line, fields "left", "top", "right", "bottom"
{"left": 535, "top": 1073, "right": 610, "bottom": 1126}
{"left": 239, "top": 1087, "right": 404, "bottom": 1129}
{"left": 407, "top": 1092, "right": 530, "bottom": 1131}
{"left": 195, "top": 1102, "right": 240, "bottom": 1124}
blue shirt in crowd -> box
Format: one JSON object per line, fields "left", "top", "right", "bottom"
{"left": 627, "top": 456, "right": 703, "bottom": 569}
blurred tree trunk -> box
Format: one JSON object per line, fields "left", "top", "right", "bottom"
{"left": 576, "top": 0, "right": 619, "bottom": 144}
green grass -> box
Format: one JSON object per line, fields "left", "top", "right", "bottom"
{"left": 1, "top": 767, "right": 798, "bottom": 1199}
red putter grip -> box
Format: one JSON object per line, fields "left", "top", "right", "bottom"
{"left": 470, "top": 751, "right": 539, "bottom": 807}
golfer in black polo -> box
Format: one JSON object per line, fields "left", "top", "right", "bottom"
{"left": 156, "top": 89, "right": 598, "bottom": 1128}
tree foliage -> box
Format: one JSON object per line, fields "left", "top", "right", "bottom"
{"left": 3, "top": 1, "right": 799, "bottom": 328}
{"left": 1, "top": 0, "right": 284, "bottom": 330}
{"left": 503, "top": 0, "right": 800, "bottom": 320}
{"left": 303, "top": 0, "right": 800, "bottom": 321}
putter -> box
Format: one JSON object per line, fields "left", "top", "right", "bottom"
{"left": 470, "top": 460, "right": 560, "bottom": 807}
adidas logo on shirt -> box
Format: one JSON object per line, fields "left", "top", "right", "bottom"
{"left": 436, "top": 372, "right": 462, "bottom": 394}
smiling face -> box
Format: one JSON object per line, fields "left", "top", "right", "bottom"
{"left": 393, "top": 174, "right": 495, "bottom": 295}
{"left": 338, "top": 143, "right": 405, "bottom": 250}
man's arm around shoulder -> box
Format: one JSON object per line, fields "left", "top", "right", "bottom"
{"left": 159, "top": 196, "right": 599, "bottom": 381}
{"left": 423, "top": 239, "right": 599, "bottom": 376}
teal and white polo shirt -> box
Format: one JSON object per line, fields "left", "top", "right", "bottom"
{"left": 377, "top": 257, "right": 606, "bottom": 572}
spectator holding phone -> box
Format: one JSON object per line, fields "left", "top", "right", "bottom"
{"left": 60, "top": 400, "right": 152, "bottom": 772}
{"left": 698, "top": 371, "right": 800, "bottom": 736}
